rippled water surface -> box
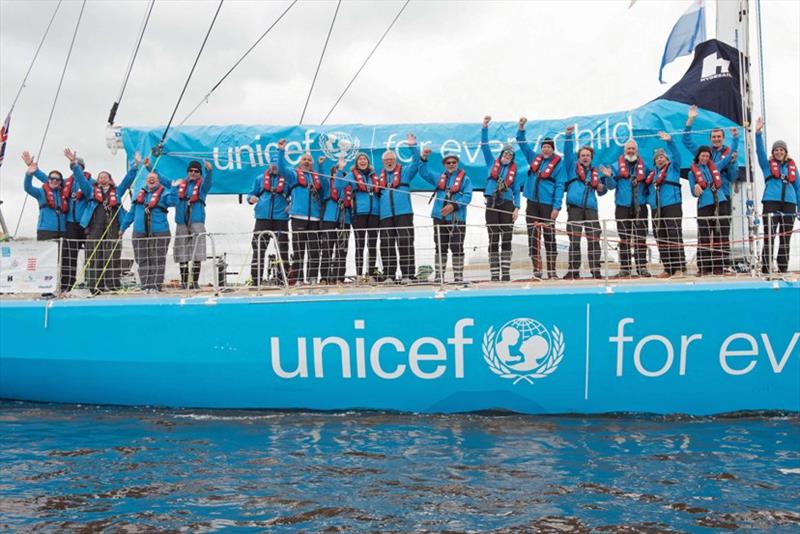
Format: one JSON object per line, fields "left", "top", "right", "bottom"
{"left": 0, "top": 402, "right": 798, "bottom": 532}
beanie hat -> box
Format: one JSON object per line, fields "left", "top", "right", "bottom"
{"left": 442, "top": 151, "right": 460, "bottom": 163}
{"left": 772, "top": 140, "right": 788, "bottom": 153}
{"left": 187, "top": 160, "right": 202, "bottom": 173}
{"left": 500, "top": 144, "right": 515, "bottom": 160}
{"left": 652, "top": 148, "right": 668, "bottom": 163}
{"left": 541, "top": 137, "right": 555, "bottom": 150}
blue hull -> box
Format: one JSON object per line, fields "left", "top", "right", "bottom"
{"left": 1, "top": 281, "right": 798, "bottom": 414}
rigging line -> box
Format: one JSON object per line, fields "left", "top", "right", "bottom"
{"left": 6, "top": 0, "right": 62, "bottom": 114}
{"left": 108, "top": 0, "right": 155, "bottom": 126}
{"left": 299, "top": 0, "right": 341, "bottom": 125}
{"left": 755, "top": 0, "right": 767, "bottom": 140}
{"left": 172, "top": 0, "right": 298, "bottom": 133}
{"left": 13, "top": 0, "right": 87, "bottom": 238}
{"left": 320, "top": 0, "right": 410, "bottom": 126}
{"left": 158, "top": 0, "right": 224, "bottom": 150}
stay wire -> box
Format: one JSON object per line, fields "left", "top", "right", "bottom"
{"left": 299, "top": 0, "right": 341, "bottom": 125}
{"left": 171, "top": 0, "right": 298, "bottom": 136}
{"left": 158, "top": 0, "right": 224, "bottom": 150}
{"left": 6, "top": 0, "right": 62, "bottom": 114}
{"left": 320, "top": 0, "right": 410, "bottom": 125}
{"left": 13, "top": 0, "right": 87, "bottom": 238}
{"left": 108, "top": 0, "right": 155, "bottom": 126}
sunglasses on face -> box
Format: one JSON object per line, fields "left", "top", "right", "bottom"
{"left": 188, "top": 169, "right": 201, "bottom": 174}
{"left": 444, "top": 160, "right": 458, "bottom": 165}
{"left": 48, "top": 176, "right": 62, "bottom": 181}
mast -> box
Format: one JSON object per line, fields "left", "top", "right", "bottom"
{"left": 715, "top": 0, "right": 758, "bottom": 271}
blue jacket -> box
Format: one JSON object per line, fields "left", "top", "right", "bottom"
{"left": 756, "top": 132, "right": 799, "bottom": 206}
{"left": 682, "top": 125, "right": 739, "bottom": 198}
{"left": 516, "top": 129, "right": 566, "bottom": 208}
{"left": 559, "top": 135, "right": 607, "bottom": 211}
{"left": 418, "top": 162, "right": 473, "bottom": 222}
{"left": 322, "top": 171, "right": 353, "bottom": 226}
{"left": 248, "top": 170, "right": 290, "bottom": 221}
{"left": 688, "top": 161, "right": 729, "bottom": 208}
{"left": 646, "top": 138, "right": 684, "bottom": 211}
{"left": 379, "top": 145, "right": 421, "bottom": 219}
{"left": 278, "top": 149, "right": 330, "bottom": 220}
{"left": 481, "top": 127, "right": 522, "bottom": 208}
{"left": 121, "top": 184, "right": 176, "bottom": 235}
{"left": 33, "top": 168, "right": 87, "bottom": 224}
{"left": 344, "top": 167, "right": 380, "bottom": 217}
{"left": 24, "top": 171, "right": 67, "bottom": 232}
{"left": 73, "top": 164, "right": 137, "bottom": 229}
{"left": 167, "top": 169, "right": 213, "bottom": 225}
{"left": 606, "top": 156, "right": 651, "bottom": 209}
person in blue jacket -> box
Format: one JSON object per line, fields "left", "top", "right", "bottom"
{"left": 378, "top": 133, "right": 421, "bottom": 283}
{"left": 247, "top": 149, "right": 290, "bottom": 286}
{"left": 517, "top": 117, "right": 565, "bottom": 281}
{"left": 319, "top": 154, "right": 352, "bottom": 284}
{"left": 481, "top": 116, "right": 522, "bottom": 282}
{"left": 688, "top": 144, "right": 730, "bottom": 276}
{"left": 755, "top": 117, "right": 799, "bottom": 274}
{"left": 22, "top": 150, "right": 88, "bottom": 293}
{"left": 600, "top": 139, "right": 651, "bottom": 278}
{"left": 167, "top": 159, "right": 213, "bottom": 289}
{"left": 64, "top": 148, "right": 138, "bottom": 294}
{"left": 419, "top": 147, "right": 474, "bottom": 283}
{"left": 647, "top": 132, "right": 687, "bottom": 277}
{"left": 684, "top": 105, "right": 739, "bottom": 270}
{"left": 120, "top": 170, "right": 176, "bottom": 292}
{"left": 277, "top": 138, "right": 330, "bottom": 284}
{"left": 344, "top": 151, "right": 381, "bottom": 281}
{"left": 22, "top": 155, "right": 73, "bottom": 293}
{"left": 559, "top": 126, "right": 607, "bottom": 280}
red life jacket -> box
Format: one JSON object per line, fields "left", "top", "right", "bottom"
{"left": 618, "top": 156, "right": 645, "bottom": 183}
{"left": 94, "top": 184, "right": 118, "bottom": 208}
{"left": 379, "top": 165, "right": 402, "bottom": 190}
{"left": 42, "top": 183, "right": 69, "bottom": 213}
{"left": 135, "top": 185, "right": 165, "bottom": 208}
{"left": 770, "top": 158, "right": 797, "bottom": 183}
{"left": 263, "top": 170, "right": 285, "bottom": 193}
{"left": 295, "top": 167, "right": 321, "bottom": 190}
{"left": 529, "top": 154, "right": 561, "bottom": 179}
{"left": 437, "top": 169, "right": 465, "bottom": 194}
{"left": 353, "top": 168, "right": 377, "bottom": 193}
{"left": 690, "top": 160, "right": 722, "bottom": 190}
{"left": 177, "top": 178, "right": 203, "bottom": 203}
{"left": 489, "top": 159, "right": 516, "bottom": 188}
{"left": 575, "top": 164, "right": 600, "bottom": 189}
{"left": 330, "top": 179, "right": 353, "bottom": 208}
{"left": 646, "top": 164, "right": 671, "bottom": 187}
{"left": 62, "top": 176, "right": 83, "bottom": 201}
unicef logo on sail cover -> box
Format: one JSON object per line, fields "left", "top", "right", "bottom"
{"left": 319, "top": 131, "right": 360, "bottom": 162}
{"left": 483, "top": 318, "right": 564, "bottom": 384}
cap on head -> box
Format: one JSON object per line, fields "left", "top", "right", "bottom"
{"left": 442, "top": 152, "right": 460, "bottom": 164}
{"left": 541, "top": 138, "right": 555, "bottom": 151}
{"left": 772, "top": 140, "right": 788, "bottom": 153}
{"left": 187, "top": 160, "right": 202, "bottom": 173}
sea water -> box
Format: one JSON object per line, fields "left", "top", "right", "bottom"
{"left": 1, "top": 402, "right": 798, "bottom": 532}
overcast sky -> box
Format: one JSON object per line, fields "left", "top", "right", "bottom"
{"left": 1, "top": 0, "right": 798, "bottom": 237}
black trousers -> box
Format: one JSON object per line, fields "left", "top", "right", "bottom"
{"left": 320, "top": 220, "right": 350, "bottom": 282}
{"left": 36, "top": 229, "right": 67, "bottom": 293}
{"left": 62, "top": 222, "right": 85, "bottom": 292}
{"left": 132, "top": 232, "right": 170, "bottom": 290}
{"left": 486, "top": 198, "right": 514, "bottom": 281}
{"left": 526, "top": 201, "right": 557, "bottom": 276}
{"left": 762, "top": 201, "right": 797, "bottom": 274}
{"left": 291, "top": 218, "right": 320, "bottom": 283}
{"left": 352, "top": 214, "right": 379, "bottom": 276}
{"left": 566, "top": 206, "right": 601, "bottom": 275}
{"left": 380, "top": 213, "right": 416, "bottom": 280}
{"left": 615, "top": 204, "right": 649, "bottom": 272}
{"left": 85, "top": 221, "right": 122, "bottom": 292}
{"left": 697, "top": 202, "right": 731, "bottom": 274}
{"left": 434, "top": 219, "right": 466, "bottom": 282}
{"left": 251, "top": 219, "right": 290, "bottom": 283}
{"left": 653, "top": 203, "right": 686, "bottom": 275}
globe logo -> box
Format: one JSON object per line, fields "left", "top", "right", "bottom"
{"left": 482, "top": 317, "right": 565, "bottom": 384}
{"left": 318, "top": 131, "right": 360, "bottom": 163}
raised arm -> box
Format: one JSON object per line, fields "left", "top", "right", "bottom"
{"left": 515, "top": 117, "right": 535, "bottom": 164}
{"left": 562, "top": 126, "right": 576, "bottom": 172}
{"left": 480, "top": 116, "right": 494, "bottom": 166}
{"left": 276, "top": 139, "right": 293, "bottom": 177}
{"left": 682, "top": 105, "right": 701, "bottom": 155}
{"left": 417, "top": 147, "right": 438, "bottom": 186}
{"left": 718, "top": 129, "right": 739, "bottom": 171}
{"left": 201, "top": 161, "right": 213, "bottom": 193}
{"left": 403, "top": 133, "right": 421, "bottom": 180}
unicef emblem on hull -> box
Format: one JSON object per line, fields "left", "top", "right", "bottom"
{"left": 319, "top": 131, "right": 360, "bottom": 162}
{"left": 482, "top": 318, "right": 564, "bottom": 384}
